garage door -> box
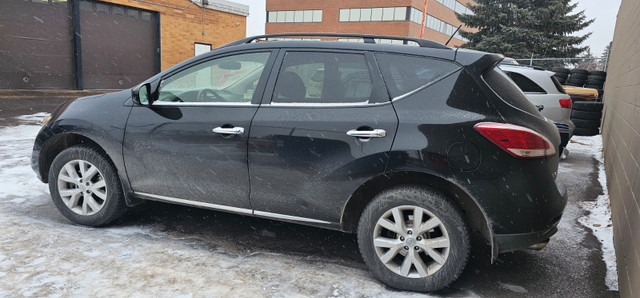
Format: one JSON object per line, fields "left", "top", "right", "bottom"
{"left": 79, "top": 0, "right": 159, "bottom": 89}
{"left": 0, "top": 0, "right": 74, "bottom": 89}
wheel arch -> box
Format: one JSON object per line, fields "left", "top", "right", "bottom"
{"left": 340, "top": 171, "right": 497, "bottom": 259}
{"left": 38, "top": 132, "right": 141, "bottom": 207}
{"left": 39, "top": 133, "right": 104, "bottom": 183}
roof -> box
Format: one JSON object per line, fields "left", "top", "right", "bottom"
{"left": 193, "top": 0, "right": 249, "bottom": 16}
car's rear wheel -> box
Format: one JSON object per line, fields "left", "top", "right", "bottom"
{"left": 357, "top": 186, "right": 469, "bottom": 292}
{"left": 49, "top": 145, "right": 127, "bottom": 226}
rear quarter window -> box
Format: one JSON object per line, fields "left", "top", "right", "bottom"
{"left": 503, "top": 71, "right": 546, "bottom": 93}
{"left": 375, "top": 53, "right": 460, "bottom": 98}
{"left": 550, "top": 75, "right": 567, "bottom": 94}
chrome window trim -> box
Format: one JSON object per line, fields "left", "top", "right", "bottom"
{"left": 391, "top": 67, "right": 462, "bottom": 102}
{"left": 135, "top": 192, "right": 331, "bottom": 225}
{"left": 152, "top": 101, "right": 257, "bottom": 107}
{"left": 266, "top": 101, "right": 390, "bottom": 108}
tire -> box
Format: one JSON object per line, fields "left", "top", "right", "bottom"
{"left": 357, "top": 186, "right": 469, "bottom": 292}
{"left": 572, "top": 118, "right": 600, "bottom": 129}
{"left": 574, "top": 127, "right": 599, "bottom": 136}
{"left": 570, "top": 69, "right": 590, "bottom": 76}
{"left": 586, "top": 79, "right": 604, "bottom": 85}
{"left": 587, "top": 75, "right": 605, "bottom": 82}
{"left": 566, "top": 81, "right": 584, "bottom": 87}
{"left": 554, "top": 73, "right": 569, "bottom": 79}
{"left": 48, "top": 145, "right": 127, "bottom": 226}
{"left": 552, "top": 67, "right": 570, "bottom": 74}
{"left": 571, "top": 110, "right": 602, "bottom": 120}
{"left": 585, "top": 84, "right": 603, "bottom": 90}
{"left": 589, "top": 70, "right": 607, "bottom": 77}
{"left": 568, "top": 75, "right": 587, "bottom": 82}
{"left": 553, "top": 74, "right": 568, "bottom": 84}
{"left": 573, "top": 101, "right": 603, "bottom": 112}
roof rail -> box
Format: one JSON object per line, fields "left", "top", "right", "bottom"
{"left": 220, "top": 33, "right": 451, "bottom": 50}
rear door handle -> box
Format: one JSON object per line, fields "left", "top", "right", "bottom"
{"left": 346, "top": 129, "right": 386, "bottom": 138}
{"left": 213, "top": 127, "right": 244, "bottom": 135}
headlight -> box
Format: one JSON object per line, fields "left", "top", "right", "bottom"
{"left": 42, "top": 115, "right": 52, "bottom": 126}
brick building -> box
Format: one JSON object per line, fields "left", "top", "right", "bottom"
{"left": 0, "top": 0, "right": 248, "bottom": 90}
{"left": 265, "top": 0, "right": 475, "bottom": 46}
{"left": 601, "top": 0, "right": 640, "bottom": 295}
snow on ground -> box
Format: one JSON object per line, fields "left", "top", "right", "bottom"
{"left": 569, "top": 135, "right": 619, "bottom": 291}
{"left": 0, "top": 114, "right": 433, "bottom": 297}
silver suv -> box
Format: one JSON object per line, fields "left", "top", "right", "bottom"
{"left": 500, "top": 64, "right": 574, "bottom": 154}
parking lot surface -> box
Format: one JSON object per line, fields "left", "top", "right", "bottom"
{"left": 0, "top": 98, "right": 618, "bottom": 297}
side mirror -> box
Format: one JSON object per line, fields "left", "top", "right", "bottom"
{"left": 132, "top": 83, "right": 152, "bottom": 106}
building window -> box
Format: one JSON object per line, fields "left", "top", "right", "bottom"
{"left": 267, "top": 10, "right": 322, "bottom": 23}
{"left": 194, "top": 43, "right": 211, "bottom": 57}
{"left": 338, "top": 38, "right": 419, "bottom": 46}
{"left": 340, "top": 7, "right": 409, "bottom": 22}
{"left": 434, "top": 0, "right": 473, "bottom": 15}
{"left": 409, "top": 7, "right": 468, "bottom": 42}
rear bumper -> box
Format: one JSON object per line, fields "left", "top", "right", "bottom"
{"left": 554, "top": 122, "right": 574, "bottom": 150}
{"left": 495, "top": 178, "right": 567, "bottom": 253}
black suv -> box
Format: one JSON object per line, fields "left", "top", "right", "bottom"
{"left": 32, "top": 33, "right": 567, "bottom": 292}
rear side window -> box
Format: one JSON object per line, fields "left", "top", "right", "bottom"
{"left": 376, "top": 53, "right": 460, "bottom": 98}
{"left": 483, "top": 67, "right": 540, "bottom": 116}
{"left": 272, "top": 52, "right": 373, "bottom": 104}
{"left": 504, "top": 71, "right": 546, "bottom": 93}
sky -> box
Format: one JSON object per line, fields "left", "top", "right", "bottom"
{"left": 231, "top": 0, "right": 621, "bottom": 57}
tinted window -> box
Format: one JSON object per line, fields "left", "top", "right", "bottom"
{"left": 504, "top": 71, "right": 546, "bottom": 93}
{"left": 273, "top": 52, "right": 373, "bottom": 104}
{"left": 550, "top": 75, "right": 567, "bottom": 94}
{"left": 483, "top": 67, "right": 540, "bottom": 115}
{"left": 158, "top": 52, "right": 270, "bottom": 103}
{"left": 376, "top": 53, "right": 460, "bottom": 98}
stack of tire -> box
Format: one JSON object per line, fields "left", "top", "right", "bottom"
{"left": 565, "top": 69, "right": 589, "bottom": 87}
{"left": 586, "top": 70, "right": 606, "bottom": 101}
{"left": 552, "top": 67, "right": 570, "bottom": 84}
{"left": 571, "top": 101, "right": 603, "bottom": 136}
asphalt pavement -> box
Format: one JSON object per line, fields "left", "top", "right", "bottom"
{"left": 0, "top": 94, "right": 619, "bottom": 297}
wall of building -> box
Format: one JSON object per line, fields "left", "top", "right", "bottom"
{"left": 265, "top": 0, "right": 474, "bottom": 47}
{"left": 601, "top": 0, "right": 640, "bottom": 296}
{"left": 104, "top": 0, "right": 246, "bottom": 70}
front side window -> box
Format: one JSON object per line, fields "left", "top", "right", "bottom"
{"left": 157, "top": 52, "right": 270, "bottom": 104}
{"left": 272, "top": 52, "right": 373, "bottom": 104}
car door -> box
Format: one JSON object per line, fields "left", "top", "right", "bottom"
{"left": 248, "top": 50, "right": 398, "bottom": 225}
{"left": 124, "top": 51, "right": 275, "bottom": 210}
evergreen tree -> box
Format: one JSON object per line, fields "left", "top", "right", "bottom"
{"left": 457, "top": 0, "right": 594, "bottom": 60}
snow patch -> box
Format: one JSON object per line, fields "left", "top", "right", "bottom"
{"left": 570, "top": 135, "right": 618, "bottom": 291}
{"left": 498, "top": 282, "right": 528, "bottom": 293}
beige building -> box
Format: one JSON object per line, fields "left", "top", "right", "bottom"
{"left": 601, "top": 0, "right": 640, "bottom": 296}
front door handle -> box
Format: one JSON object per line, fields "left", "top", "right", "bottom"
{"left": 213, "top": 126, "right": 244, "bottom": 135}
{"left": 346, "top": 129, "right": 386, "bottom": 138}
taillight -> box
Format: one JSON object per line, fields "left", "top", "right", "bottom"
{"left": 474, "top": 122, "right": 556, "bottom": 159}
{"left": 559, "top": 98, "right": 572, "bottom": 109}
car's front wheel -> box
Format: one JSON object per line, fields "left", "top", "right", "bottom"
{"left": 48, "top": 145, "right": 127, "bottom": 226}
{"left": 357, "top": 186, "right": 469, "bottom": 292}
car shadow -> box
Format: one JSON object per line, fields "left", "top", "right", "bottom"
{"left": 116, "top": 201, "right": 367, "bottom": 270}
